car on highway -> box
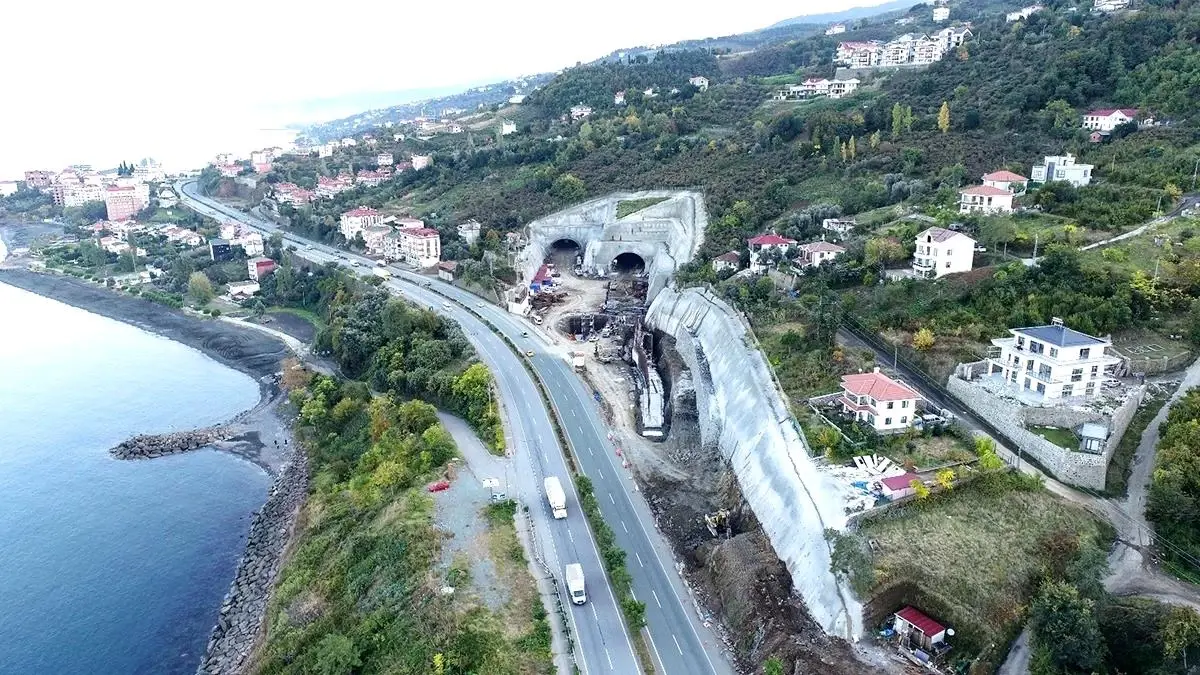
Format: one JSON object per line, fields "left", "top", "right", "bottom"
{"left": 305, "top": 245, "right": 314, "bottom": 250}
{"left": 525, "top": 350, "right": 535, "bottom": 357}
{"left": 443, "top": 301, "right": 451, "bottom": 309}
{"left": 477, "top": 301, "right": 484, "bottom": 308}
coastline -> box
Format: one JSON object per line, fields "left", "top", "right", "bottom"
{"left": 0, "top": 266, "right": 310, "bottom": 675}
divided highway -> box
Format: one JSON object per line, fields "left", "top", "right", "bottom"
{"left": 178, "top": 182, "right": 732, "bottom": 675}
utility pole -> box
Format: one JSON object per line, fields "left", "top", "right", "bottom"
{"left": 1192, "top": 157, "right": 1200, "bottom": 191}
{"left": 1031, "top": 232, "right": 1039, "bottom": 261}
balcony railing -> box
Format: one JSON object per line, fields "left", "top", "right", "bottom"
{"left": 913, "top": 258, "right": 936, "bottom": 270}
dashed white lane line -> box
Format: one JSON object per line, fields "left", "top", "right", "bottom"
{"left": 621, "top": 521, "right": 628, "bottom": 533}
{"left": 652, "top": 590, "right": 662, "bottom": 608}
{"left": 672, "top": 634, "right": 683, "bottom": 655}
{"left": 608, "top": 493, "right": 615, "bottom": 505}
{"left": 597, "top": 468, "right": 605, "bottom": 480}
{"left": 634, "top": 552, "right": 644, "bottom": 568}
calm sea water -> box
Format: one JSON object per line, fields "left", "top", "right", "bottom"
{"left": 0, "top": 282, "right": 269, "bottom": 674}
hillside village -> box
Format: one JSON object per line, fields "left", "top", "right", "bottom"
{"left": 5, "top": 0, "right": 1200, "bottom": 673}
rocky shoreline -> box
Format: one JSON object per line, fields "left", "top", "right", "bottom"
{"left": 198, "top": 445, "right": 309, "bottom": 674}
{"left": 110, "top": 426, "right": 234, "bottom": 460}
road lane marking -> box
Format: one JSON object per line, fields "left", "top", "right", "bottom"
{"left": 605, "top": 647, "right": 614, "bottom": 670}
{"left": 592, "top": 604, "right": 600, "bottom": 621}
{"left": 597, "top": 468, "right": 605, "bottom": 480}
{"left": 635, "top": 552, "right": 644, "bottom": 568}
{"left": 608, "top": 493, "right": 615, "bottom": 505}
{"left": 621, "top": 521, "right": 628, "bottom": 533}
{"left": 672, "top": 634, "right": 683, "bottom": 655}
{"left": 651, "top": 590, "right": 662, "bottom": 608}
{"left": 568, "top": 529, "right": 574, "bottom": 543}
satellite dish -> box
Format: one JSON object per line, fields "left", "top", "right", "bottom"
{"left": 946, "top": 628, "right": 955, "bottom": 636}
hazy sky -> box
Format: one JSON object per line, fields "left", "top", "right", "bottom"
{"left": 0, "top": 0, "right": 870, "bottom": 178}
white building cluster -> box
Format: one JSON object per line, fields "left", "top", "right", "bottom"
{"left": 339, "top": 206, "right": 442, "bottom": 268}
{"left": 835, "top": 25, "right": 971, "bottom": 69}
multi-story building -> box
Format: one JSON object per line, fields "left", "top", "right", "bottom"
{"left": 748, "top": 233, "right": 797, "bottom": 272}
{"left": 362, "top": 225, "right": 393, "bottom": 255}
{"left": 934, "top": 24, "right": 972, "bottom": 51}
{"left": 835, "top": 41, "right": 883, "bottom": 68}
{"left": 234, "top": 232, "right": 265, "bottom": 257}
{"left": 457, "top": 219, "right": 482, "bottom": 245}
{"left": 913, "top": 226, "right": 976, "bottom": 278}
{"left": 24, "top": 170, "right": 54, "bottom": 189}
{"left": 959, "top": 185, "right": 1015, "bottom": 214}
{"left": 933, "top": 5, "right": 950, "bottom": 21}
{"left": 272, "top": 182, "right": 313, "bottom": 206}
{"left": 411, "top": 154, "right": 432, "bottom": 171}
{"left": 355, "top": 169, "right": 388, "bottom": 187}
{"left": 104, "top": 185, "right": 150, "bottom": 221}
{"left": 985, "top": 319, "right": 1122, "bottom": 400}
{"left": 316, "top": 174, "right": 354, "bottom": 199}
{"left": 1031, "top": 154, "right": 1093, "bottom": 187}
{"left": 1082, "top": 108, "right": 1138, "bottom": 132}
{"left": 1093, "top": 0, "right": 1129, "bottom": 12}
{"left": 340, "top": 206, "right": 384, "bottom": 241}
{"left": 376, "top": 153, "right": 394, "bottom": 166}
{"left": 500, "top": 119, "right": 517, "bottom": 135}
{"left": 385, "top": 227, "right": 441, "bottom": 267}
{"left": 828, "top": 78, "right": 860, "bottom": 98}
{"left": 822, "top": 218, "right": 856, "bottom": 238}
{"left": 839, "top": 368, "right": 922, "bottom": 433}
{"left": 982, "top": 170, "right": 1029, "bottom": 193}
{"left": 825, "top": 23, "right": 846, "bottom": 35}
{"left": 58, "top": 181, "right": 106, "bottom": 207}
{"left": 797, "top": 241, "right": 845, "bottom": 267}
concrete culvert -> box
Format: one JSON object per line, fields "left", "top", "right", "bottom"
{"left": 611, "top": 252, "right": 646, "bottom": 274}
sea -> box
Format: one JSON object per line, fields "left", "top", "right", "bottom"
{"left": 0, "top": 273, "right": 270, "bottom": 674}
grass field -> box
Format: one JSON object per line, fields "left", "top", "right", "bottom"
{"left": 1079, "top": 215, "right": 1200, "bottom": 276}
{"left": 615, "top": 197, "right": 667, "bottom": 219}
{"left": 1029, "top": 424, "right": 1078, "bottom": 449}
{"left": 267, "top": 306, "right": 325, "bottom": 330}
{"left": 861, "top": 474, "right": 1107, "bottom": 658}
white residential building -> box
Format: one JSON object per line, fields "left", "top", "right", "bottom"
{"left": 1007, "top": 5, "right": 1043, "bottom": 21}
{"left": 982, "top": 170, "right": 1029, "bottom": 194}
{"left": 828, "top": 78, "right": 860, "bottom": 98}
{"left": 1082, "top": 108, "right": 1138, "bottom": 132}
{"left": 935, "top": 25, "right": 973, "bottom": 51}
{"left": 1031, "top": 154, "right": 1093, "bottom": 187}
{"left": 933, "top": 5, "right": 950, "bottom": 21}
{"left": 411, "top": 154, "right": 433, "bottom": 171}
{"left": 747, "top": 233, "right": 797, "bottom": 273}
{"left": 0, "top": 181, "right": 19, "bottom": 198}
{"left": 1093, "top": 0, "right": 1129, "bottom": 12}
{"left": 799, "top": 78, "right": 831, "bottom": 97}
{"left": 913, "top": 227, "right": 975, "bottom": 278}
{"left": 234, "top": 232, "right": 265, "bottom": 257}
{"left": 688, "top": 76, "right": 710, "bottom": 92}
{"left": 825, "top": 23, "right": 847, "bottom": 35}
{"left": 385, "top": 227, "right": 441, "bottom": 267}
{"left": 340, "top": 206, "right": 384, "bottom": 241}
{"left": 376, "top": 153, "right": 394, "bottom": 166}
{"left": 362, "top": 225, "right": 392, "bottom": 255}
{"left": 500, "top": 120, "right": 517, "bottom": 135}
{"left": 835, "top": 41, "right": 883, "bottom": 68}
{"left": 822, "top": 218, "right": 856, "bottom": 237}
{"left": 797, "top": 241, "right": 846, "bottom": 267}
{"left": 457, "top": 219, "right": 482, "bottom": 245}
{"left": 959, "top": 185, "right": 1016, "bottom": 214}
{"left": 614, "top": 91, "right": 626, "bottom": 105}
{"left": 570, "top": 104, "right": 593, "bottom": 120}
{"left": 985, "top": 319, "right": 1122, "bottom": 400}
{"left": 839, "top": 368, "right": 922, "bottom": 433}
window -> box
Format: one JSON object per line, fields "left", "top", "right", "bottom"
{"left": 1062, "top": 385, "right": 1074, "bottom": 398}
{"left": 1071, "top": 368, "right": 1083, "bottom": 382}
{"left": 1086, "top": 382, "right": 1095, "bottom": 395}
{"left": 1016, "top": 337, "right": 1025, "bottom": 350}
{"left": 902, "top": 401, "right": 909, "bottom": 408}
{"left": 1036, "top": 383, "right": 1045, "bottom": 394}
{"left": 900, "top": 416, "right": 908, "bottom": 424}
{"left": 1080, "top": 348, "right": 1091, "bottom": 359}
{"left": 1024, "top": 377, "right": 1031, "bottom": 389}
{"left": 1029, "top": 341, "right": 1044, "bottom": 355}
{"left": 1091, "top": 365, "right": 1099, "bottom": 376}
{"left": 1049, "top": 347, "right": 1058, "bottom": 358}
{"left": 1026, "top": 359, "right": 1034, "bottom": 371}
{"left": 884, "top": 418, "right": 892, "bottom": 426}
{"left": 887, "top": 401, "right": 894, "bottom": 409}
{"left": 945, "top": 261, "right": 951, "bottom": 268}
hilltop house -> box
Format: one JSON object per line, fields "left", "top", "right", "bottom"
{"left": 1007, "top": 4, "right": 1043, "bottom": 21}
{"left": 614, "top": 91, "right": 626, "bottom": 105}
{"left": 985, "top": 319, "right": 1121, "bottom": 401}
{"left": 688, "top": 76, "right": 709, "bottom": 92}
{"left": 570, "top": 104, "right": 593, "bottom": 120}
{"left": 822, "top": 218, "right": 856, "bottom": 238}
{"left": 457, "top": 219, "right": 482, "bottom": 245}
{"left": 1083, "top": 108, "right": 1138, "bottom": 133}
{"left": 982, "top": 170, "right": 1028, "bottom": 194}
{"left": 748, "top": 233, "right": 797, "bottom": 273}
{"left": 838, "top": 368, "right": 921, "bottom": 433}
{"left": 913, "top": 227, "right": 976, "bottom": 279}
{"left": 959, "top": 185, "right": 1015, "bottom": 214}
{"left": 825, "top": 23, "right": 846, "bottom": 35}
{"left": 1093, "top": 0, "right": 1130, "bottom": 12}
{"left": 1031, "top": 154, "right": 1093, "bottom": 187}
{"left": 797, "top": 241, "right": 845, "bottom": 268}
{"left": 712, "top": 251, "right": 741, "bottom": 273}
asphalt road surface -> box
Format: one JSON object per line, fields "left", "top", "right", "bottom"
{"left": 178, "top": 182, "right": 733, "bottom": 675}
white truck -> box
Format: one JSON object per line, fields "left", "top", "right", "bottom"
{"left": 544, "top": 476, "right": 567, "bottom": 519}
{"left": 372, "top": 267, "right": 391, "bottom": 279}
{"left": 564, "top": 563, "right": 587, "bottom": 605}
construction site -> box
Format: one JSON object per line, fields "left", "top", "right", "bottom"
{"left": 512, "top": 192, "right": 897, "bottom": 674}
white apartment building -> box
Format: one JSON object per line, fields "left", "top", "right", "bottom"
{"left": 835, "top": 41, "right": 883, "bottom": 68}
{"left": 933, "top": 5, "right": 950, "bottom": 21}
{"left": 913, "top": 226, "right": 975, "bottom": 278}
{"left": 376, "top": 153, "right": 394, "bottom": 166}
{"left": 457, "top": 219, "right": 482, "bottom": 245}
{"left": 411, "top": 154, "right": 432, "bottom": 171}
{"left": 825, "top": 23, "right": 846, "bottom": 35}
{"left": 362, "top": 225, "right": 392, "bottom": 255}
{"left": 688, "top": 76, "right": 710, "bottom": 91}
{"left": 959, "top": 185, "right": 1015, "bottom": 214}
{"left": 1082, "top": 108, "right": 1138, "bottom": 132}
{"left": 339, "top": 206, "right": 384, "bottom": 241}
{"left": 1031, "top": 154, "right": 1093, "bottom": 187}
{"left": 828, "top": 78, "right": 860, "bottom": 98}
{"left": 385, "top": 227, "right": 442, "bottom": 267}
{"left": 986, "top": 319, "right": 1121, "bottom": 400}
{"left": 1093, "top": 0, "right": 1129, "bottom": 12}
{"left": 500, "top": 120, "right": 517, "bottom": 135}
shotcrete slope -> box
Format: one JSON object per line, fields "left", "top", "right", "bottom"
{"left": 646, "top": 286, "right": 862, "bottom": 640}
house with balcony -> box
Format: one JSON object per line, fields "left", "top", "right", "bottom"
{"left": 797, "top": 241, "right": 845, "bottom": 268}
{"left": 1082, "top": 108, "right": 1138, "bottom": 133}
{"left": 1031, "top": 154, "right": 1093, "bottom": 187}
{"left": 985, "top": 319, "right": 1121, "bottom": 401}
{"left": 838, "top": 368, "right": 922, "bottom": 433}
{"left": 982, "top": 170, "right": 1028, "bottom": 194}
{"left": 913, "top": 227, "right": 975, "bottom": 279}
{"left": 959, "top": 185, "right": 1015, "bottom": 214}
{"left": 748, "top": 233, "right": 797, "bottom": 273}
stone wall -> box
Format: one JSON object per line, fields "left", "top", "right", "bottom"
{"left": 196, "top": 448, "right": 309, "bottom": 675}
{"left": 945, "top": 376, "right": 1144, "bottom": 491}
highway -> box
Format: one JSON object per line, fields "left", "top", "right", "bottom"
{"left": 177, "top": 182, "right": 733, "bottom": 675}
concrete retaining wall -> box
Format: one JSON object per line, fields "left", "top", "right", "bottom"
{"left": 647, "top": 286, "right": 861, "bottom": 640}
{"left": 946, "top": 376, "right": 1144, "bottom": 490}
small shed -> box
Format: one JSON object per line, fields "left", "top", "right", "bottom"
{"left": 437, "top": 260, "right": 459, "bottom": 282}
{"left": 1077, "top": 422, "right": 1108, "bottom": 454}
{"left": 893, "top": 606, "right": 948, "bottom": 651}
{"left": 530, "top": 264, "right": 555, "bottom": 292}
{"left": 878, "top": 472, "right": 923, "bottom": 499}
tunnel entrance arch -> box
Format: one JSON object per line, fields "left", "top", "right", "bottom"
{"left": 611, "top": 252, "right": 646, "bottom": 274}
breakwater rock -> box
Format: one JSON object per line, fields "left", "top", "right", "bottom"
{"left": 109, "top": 427, "right": 233, "bottom": 459}
{"left": 196, "top": 447, "right": 309, "bottom": 675}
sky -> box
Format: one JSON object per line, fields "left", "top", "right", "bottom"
{"left": 0, "top": 0, "right": 871, "bottom": 179}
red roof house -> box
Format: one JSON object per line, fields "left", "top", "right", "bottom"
{"left": 893, "top": 606, "right": 948, "bottom": 650}
{"left": 748, "top": 233, "right": 797, "bottom": 247}
{"left": 879, "top": 472, "right": 923, "bottom": 498}
{"left": 839, "top": 368, "right": 921, "bottom": 433}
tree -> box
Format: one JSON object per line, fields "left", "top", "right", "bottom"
{"left": 937, "top": 101, "right": 950, "bottom": 133}
{"left": 869, "top": 130, "right": 881, "bottom": 149}
{"left": 1162, "top": 606, "right": 1200, "bottom": 669}
{"left": 188, "top": 271, "right": 214, "bottom": 305}
{"left": 935, "top": 468, "right": 955, "bottom": 490}
{"left": 310, "top": 633, "right": 361, "bottom": 675}
{"left": 848, "top": 135, "right": 857, "bottom": 160}
{"left": 764, "top": 657, "right": 784, "bottom": 675}
{"left": 551, "top": 173, "right": 586, "bottom": 202}
{"left": 252, "top": 300, "right": 266, "bottom": 318}
{"left": 891, "top": 102, "right": 904, "bottom": 139}
{"left": 1029, "top": 581, "right": 1104, "bottom": 672}
{"left": 1165, "top": 181, "right": 1183, "bottom": 203}
{"left": 913, "top": 327, "right": 936, "bottom": 351}
{"left": 812, "top": 425, "right": 842, "bottom": 458}
{"left": 911, "top": 479, "right": 931, "bottom": 499}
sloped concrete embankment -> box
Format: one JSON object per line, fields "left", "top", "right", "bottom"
{"left": 645, "top": 286, "right": 862, "bottom": 639}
